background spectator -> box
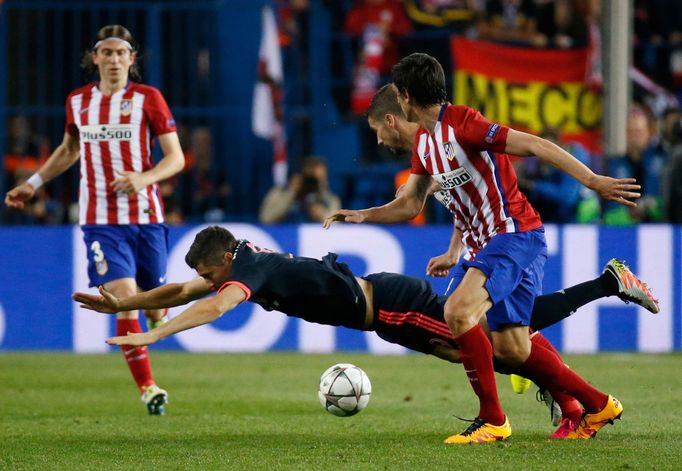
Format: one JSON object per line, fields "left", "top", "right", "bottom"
{"left": 517, "top": 128, "right": 592, "bottom": 223}
{"left": 477, "top": 0, "right": 546, "bottom": 47}
{"left": 3, "top": 116, "right": 61, "bottom": 224}
{"left": 170, "top": 125, "right": 231, "bottom": 223}
{"left": 403, "top": 0, "right": 478, "bottom": 31}
{"left": 535, "top": 0, "right": 589, "bottom": 49}
{"left": 662, "top": 114, "right": 682, "bottom": 222}
{"left": 4, "top": 116, "right": 48, "bottom": 193}
{"left": 259, "top": 156, "right": 341, "bottom": 224}
{"left": 344, "top": 0, "right": 413, "bottom": 114}
{"left": 605, "top": 105, "right": 668, "bottom": 224}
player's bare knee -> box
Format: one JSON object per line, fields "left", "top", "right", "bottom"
{"left": 444, "top": 298, "right": 478, "bottom": 331}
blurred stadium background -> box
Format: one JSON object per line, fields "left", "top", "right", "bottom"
{"left": 0, "top": 0, "right": 680, "bottom": 354}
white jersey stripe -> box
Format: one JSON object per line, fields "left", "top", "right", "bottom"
{"left": 87, "top": 90, "right": 108, "bottom": 224}
{"left": 443, "top": 126, "right": 492, "bottom": 239}
{"left": 108, "top": 91, "right": 131, "bottom": 224}
{"left": 130, "top": 92, "right": 149, "bottom": 224}
{"left": 417, "top": 134, "right": 427, "bottom": 168}
{"left": 151, "top": 184, "right": 164, "bottom": 223}
{"left": 483, "top": 151, "right": 516, "bottom": 234}
{"left": 70, "top": 93, "right": 88, "bottom": 225}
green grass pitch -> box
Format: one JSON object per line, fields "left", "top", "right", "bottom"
{"left": 1, "top": 352, "right": 680, "bottom": 470}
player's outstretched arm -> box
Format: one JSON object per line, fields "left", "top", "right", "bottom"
{"left": 323, "top": 173, "right": 431, "bottom": 228}
{"left": 426, "top": 225, "right": 463, "bottom": 277}
{"left": 5, "top": 133, "right": 80, "bottom": 209}
{"left": 106, "top": 284, "right": 247, "bottom": 347}
{"left": 73, "top": 277, "right": 212, "bottom": 313}
{"left": 504, "top": 129, "right": 641, "bottom": 207}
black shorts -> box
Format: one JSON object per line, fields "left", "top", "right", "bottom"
{"left": 364, "top": 272, "right": 457, "bottom": 355}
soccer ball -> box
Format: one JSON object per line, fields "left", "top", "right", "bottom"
{"left": 318, "top": 363, "right": 372, "bottom": 417}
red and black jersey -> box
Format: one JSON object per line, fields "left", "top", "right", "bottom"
{"left": 217, "top": 241, "right": 367, "bottom": 329}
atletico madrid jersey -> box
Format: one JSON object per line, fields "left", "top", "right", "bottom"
{"left": 65, "top": 82, "right": 177, "bottom": 225}
{"left": 411, "top": 104, "right": 542, "bottom": 259}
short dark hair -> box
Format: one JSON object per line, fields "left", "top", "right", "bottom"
{"left": 367, "top": 84, "right": 406, "bottom": 121}
{"left": 391, "top": 53, "right": 447, "bottom": 108}
{"left": 185, "top": 226, "right": 238, "bottom": 269}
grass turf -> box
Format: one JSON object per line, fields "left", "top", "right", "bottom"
{"left": 1, "top": 352, "right": 680, "bottom": 470}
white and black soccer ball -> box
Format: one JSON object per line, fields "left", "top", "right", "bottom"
{"left": 318, "top": 363, "right": 371, "bottom": 417}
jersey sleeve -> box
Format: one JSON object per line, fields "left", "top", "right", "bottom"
{"left": 64, "top": 93, "right": 79, "bottom": 137}
{"left": 410, "top": 131, "right": 429, "bottom": 175}
{"left": 144, "top": 87, "right": 177, "bottom": 137}
{"left": 455, "top": 106, "right": 509, "bottom": 153}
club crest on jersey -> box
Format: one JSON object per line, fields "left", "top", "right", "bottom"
{"left": 120, "top": 99, "right": 133, "bottom": 116}
{"left": 442, "top": 141, "right": 456, "bottom": 161}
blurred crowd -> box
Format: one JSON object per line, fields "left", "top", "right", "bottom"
{"left": 4, "top": 0, "right": 682, "bottom": 225}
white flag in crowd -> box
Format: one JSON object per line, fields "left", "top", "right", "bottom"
{"left": 252, "top": 5, "right": 287, "bottom": 187}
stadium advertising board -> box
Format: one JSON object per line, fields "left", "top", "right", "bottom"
{"left": 0, "top": 224, "right": 679, "bottom": 353}
{"left": 451, "top": 37, "right": 602, "bottom": 153}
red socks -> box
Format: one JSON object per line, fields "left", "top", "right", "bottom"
{"left": 454, "top": 324, "right": 506, "bottom": 425}
{"left": 518, "top": 334, "right": 607, "bottom": 413}
{"left": 116, "top": 318, "right": 155, "bottom": 392}
{"left": 529, "top": 333, "right": 583, "bottom": 421}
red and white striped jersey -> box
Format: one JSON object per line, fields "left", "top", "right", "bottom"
{"left": 412, "top": 104, "right": 542, "bottom": 259}
{"left": 65, "top": 82, "right": 177, "bottom": 225}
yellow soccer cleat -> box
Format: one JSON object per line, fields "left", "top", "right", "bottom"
{"left": 444, "top": 416, "right": 511, "bottom": 444}
{"left": 565, "top": 395, "right": 623, "bottom": 439}
{"left": 510, "top": 374, "right": 531, "bottom": 394}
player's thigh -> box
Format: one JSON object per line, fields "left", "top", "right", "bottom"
{"left": 82, "top": 224, "right": 137, "bottom": 288}
{"left": 445, "top": 267, "right": 492, "bottom": 323}
{"left": 134, "top": 224, "right": 169, "bottom": 291}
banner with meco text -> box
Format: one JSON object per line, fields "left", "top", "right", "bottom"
{"left": 451, "top": 37, "right": 602, "bottom": 153}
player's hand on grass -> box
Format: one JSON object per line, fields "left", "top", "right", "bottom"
{"left": 4, "top": 183, "right": 36, "bottom": 210}
{"left": 72, "top": 286, "right": 121, "bottom": 313}
{"left": 323, "top": 209, "right": 366, "bottom": 229}
{"left": 426, "top": 253, "right": 457, "bottom": 277}
{"left": 588, "top": 176, "right": 640, "bottom": 207}
{"left": 106, "top": 331, "right": 158, "bottom": 347}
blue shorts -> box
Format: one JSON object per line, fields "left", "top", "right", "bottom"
{"left": 82, "top": 224, "right": 169, "bottom": 290}
{"left": 449, "top": 228, "right": 547, "bottom": 332}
